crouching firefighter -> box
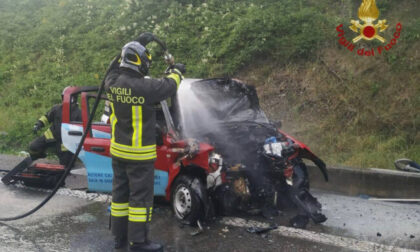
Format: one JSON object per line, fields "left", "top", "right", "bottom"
{"left": 105, "top": 39, "right": 185, "bottom": 251}
{"left": 29, "top": 87, "right": 82, "bottom": 166}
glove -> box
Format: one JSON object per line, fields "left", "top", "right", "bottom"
{"left": 173, "top": 63, "right": 186, "bottom": 74}
{"left": 33, "top": 121, "right": 43, "bottom": 135}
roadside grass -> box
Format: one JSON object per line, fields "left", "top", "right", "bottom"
{"left": 0, "top": 0, "right": 419, "bottom": 169}
{"left": 0, "top": 0, "right": 335, "bottom": 152}
{"left": 296, "top": 127, "right": 419, "bottom": 169}
{"left": 237, "top": 41, "right": 420, "bottom": 169}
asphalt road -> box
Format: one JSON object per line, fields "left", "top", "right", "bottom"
{"left": 0, "top": 154, "right": 419, "bottom": 252}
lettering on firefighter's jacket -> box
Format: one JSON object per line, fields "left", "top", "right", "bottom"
{"left": 108, "top": 87, "right": 145, "bottom": 105}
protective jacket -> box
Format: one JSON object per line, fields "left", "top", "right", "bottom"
{"left": 38, "top": 103, "right": 82, "bottom": 142}
{"left": 105, "top": 66, "right": 180, "bottom": 161}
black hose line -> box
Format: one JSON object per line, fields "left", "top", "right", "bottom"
{"left": 137, "top": 32, "right": 167, "bottom": 51}
{"left": 0, "top": 33, "right": 169, "bottom": 222}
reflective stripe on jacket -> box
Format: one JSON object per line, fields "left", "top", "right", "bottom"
{"left": 39, "top": 103, "right": 82, "bottom": 142}
{"left": 105, "top": 68, "right": 180, "bottom": 161}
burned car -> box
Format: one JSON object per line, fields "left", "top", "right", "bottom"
{"left": 23, "top": 79, "right": 327, "bottom": 229}
{"left": 176, "top": 78, "right": 329, "bottom": 227}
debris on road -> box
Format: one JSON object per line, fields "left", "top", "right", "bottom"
{"left": 246, "top": 225, "right": 278, "bottom": 234}
{"left": 190, "top": 220, "right": 204, "bottom": 236}
{"left": 222, "top": 217, "right": 419, "bottom": 252}
{"left": 359, "top": 194, "right": 370, "bottom": 199}
{"left": 221, "top": 226, "right": 229, "bottom": 233}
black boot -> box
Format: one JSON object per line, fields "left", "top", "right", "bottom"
{"left": 114, "top": 236, "right": 127, "bottom": 249}
{"left": 129, "top": 241, "right": 163, "bottom": 252}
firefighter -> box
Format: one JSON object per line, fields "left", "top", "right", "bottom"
{"left": 105, "top": 40, "right": 185, "bottom": 252}
{"left": 29, "top": 87, "right": 82, "bottom": 166}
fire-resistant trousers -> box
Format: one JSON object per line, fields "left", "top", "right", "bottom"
{"left": 111, "top": 158, "right": 155, "bottom": 243}
{"left": 29, "top": 135, "right": 74, "bottom": 166}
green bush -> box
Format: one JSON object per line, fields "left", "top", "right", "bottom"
{"left": 0, "top": 0, "right": 333, "bottom": 151}
{"left": 0, "top": 0, "right": 418, "bottom": 169}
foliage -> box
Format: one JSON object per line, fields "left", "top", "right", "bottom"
{"left": 0, "top": 0, "right": 332, "bottom": 151}
{"left": 0, "top": 0, "right": 419, "bottom": 169}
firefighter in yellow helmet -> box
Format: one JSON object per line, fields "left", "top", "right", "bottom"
{"left": 105, "top": 40, "right": 185, "bottom": 252}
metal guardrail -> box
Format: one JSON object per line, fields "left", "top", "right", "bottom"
{"left": 308, "top": 165, "right": 420, "bottom": 199}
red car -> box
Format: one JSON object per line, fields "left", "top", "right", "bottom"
{"left": 61, "top": 78, "right": 328, "bottom": 226}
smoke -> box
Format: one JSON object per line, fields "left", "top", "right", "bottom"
{"left": 176, "top": 78, "right": 274, "bottom": 167}
{"left": 176, "top": 79, "right": 222, "bottom": 139}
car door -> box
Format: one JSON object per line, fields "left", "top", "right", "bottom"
{"left": 61, "top": 87, "right": 85, "bottom": 157}
{"left": 79, "top": 91, "right": 113, "bottom": 192}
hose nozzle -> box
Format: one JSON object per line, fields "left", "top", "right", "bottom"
{"left": 164, "top": 51, "right": 174, "bottom": 66}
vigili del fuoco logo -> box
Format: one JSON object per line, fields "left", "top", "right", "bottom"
{"left": 336, "top": 0, "right": 402, "bottom": 56}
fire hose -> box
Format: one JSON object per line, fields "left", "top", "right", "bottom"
{"left": 0, "top": 32, "right": 174, "bottom": 221}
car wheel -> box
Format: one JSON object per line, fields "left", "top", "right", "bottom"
{"left": 170, "top": 175, "right": 203, "bottom": 225}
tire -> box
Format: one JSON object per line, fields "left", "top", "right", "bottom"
{"left": 170, "top": 175, "right": 203, "bottom": 225}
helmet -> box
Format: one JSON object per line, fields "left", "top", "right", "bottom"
{"left": 120, "top": 41, "right": 152, "bottom": 75}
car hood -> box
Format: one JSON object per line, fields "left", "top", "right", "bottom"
{"left": 176, "top": 78, "right": 274, "bottom": 166}
{"left": 179, "top": 78, "right": 269, "bottom": 124}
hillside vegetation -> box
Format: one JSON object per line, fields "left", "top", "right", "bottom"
{"left": 0, "top": 0, "right": 419, "bottom": 169}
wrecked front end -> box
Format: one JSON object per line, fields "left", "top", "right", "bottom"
{"left": 177, "top": 78, "right": 328, "bottom": 228}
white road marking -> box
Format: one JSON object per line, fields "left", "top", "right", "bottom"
{"left": 221, "top": 217, "right": 417, "bottom": 252}
{"left": 368, "top": 198, "right": 420, "bottom": 202}
{"left": 2, "top": 177, "right": 417, "bottom": 251}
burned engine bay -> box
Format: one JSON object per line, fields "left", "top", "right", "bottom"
{"left": 176, "top": 78, "right": 328, "bottom": 228}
